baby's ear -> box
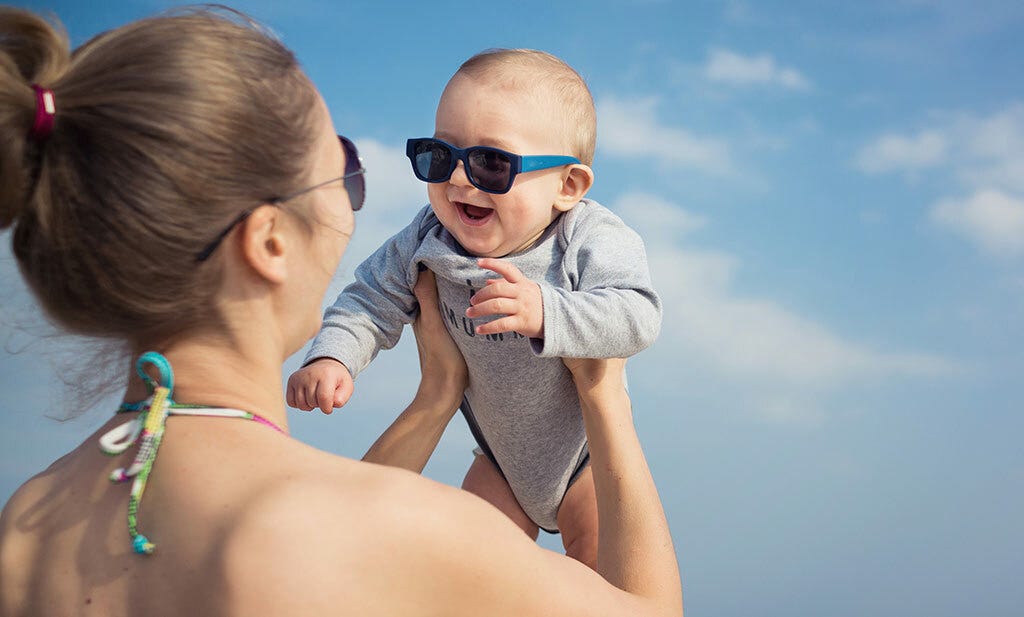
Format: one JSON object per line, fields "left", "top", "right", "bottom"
{"left": 554, "top": 164, "right": 595, "bottom": 212}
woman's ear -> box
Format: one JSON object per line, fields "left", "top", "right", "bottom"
{"left": 239, "top": 205, "right": 288, "bottom": 284}
{"left": 554, "top": 164, "right": 595, "bottom": 212}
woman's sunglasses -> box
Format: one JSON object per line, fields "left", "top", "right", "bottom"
{"left": 195, "top": 135, "right": 366, "bottom": 262}
{"left": 406, "top": 137, "right": 580, "bottom": 195}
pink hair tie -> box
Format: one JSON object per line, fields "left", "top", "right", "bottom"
{"left": 29, "top": 84, "right": 56, "bottom": 140}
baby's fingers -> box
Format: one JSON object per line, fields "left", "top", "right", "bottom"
{"left": 286, "top": 382, "right": 298, "bottom": 408}
{"left": 475, "top": 315, "right": 524, "bottom": 336}
{"left": 467, "top": 297, "right": 518, "bottom": 319}
{"left": 470, "top": 279, "right": 516, "bottom": 306}
{"left": 286, "top": 373, "right": 314, "bottom": 411}
{"left": 477, "top": 257, "right": 524, "bottom": 283}
{"left": 315, "top": 380, "right": 338, "bottom": 415}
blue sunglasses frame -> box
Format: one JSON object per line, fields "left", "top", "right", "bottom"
{"left": 406, "top": 137, "right": 580, "bottom": 194}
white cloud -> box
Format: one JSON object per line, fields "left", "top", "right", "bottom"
{"left": 931, "top": 189, "right": 1024, "bottom": 257}
{"left": 956, "top": 104, "right": 1024, "bottom": 193}
{"left": 612, "top": 193, "right": 956, "bottom": 421}
{"left": 855, "top": 130, "right": 948, "bottom": 174}
{"left": 613, "top": 192, "right": 705, "bottom": 246}
{"left": 650, "top": 247, "right": 952, "bottom": 384}
{"left": 963, "top": 105, "right": 1024, "bottom": 159}
{"left": 855, "top": 104, "right": 1024, "bottom": 191}
{"left": 856, "top": 104, "right": 1024, "bottom": 257}
{"left": 704, "top": 49, "right": 811, "bottom": 90}
{"left": 598, "top": 96, "right": 732, "bottom": 174}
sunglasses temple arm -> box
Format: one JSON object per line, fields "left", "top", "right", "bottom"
{"left": 519, "top": 155, "right": 582, "bottom": 173}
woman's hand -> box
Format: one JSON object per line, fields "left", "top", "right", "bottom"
{"left": 412, "top": 268, "right": 468, "bottom": 405}
{"left": 563, "top": 356, "right": 627, "bottom": 400}
{"left": 362, "top": 268, "right": 467, "bottom": 472}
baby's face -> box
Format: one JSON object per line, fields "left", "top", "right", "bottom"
{"left": 428, "top": 74, "right": 576, "bottom": 258}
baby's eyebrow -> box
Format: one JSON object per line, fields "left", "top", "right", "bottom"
{"left": 480, "top": 138, "right": 520, "bottom": 152}
{"left": 433, "top": 132, "right": 520, "bottom": 153}
{"left": 428, "top": 132, "right": 459, "bottom": 148}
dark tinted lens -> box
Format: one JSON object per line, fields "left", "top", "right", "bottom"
{"left": 340, "top": 136, "right": 365, "bottom": 210}
{"left": 414, "top": 140, "right": 453, "bottom": 181}
{"left": 467, "top": 148, "right": 512, "bottom": 191}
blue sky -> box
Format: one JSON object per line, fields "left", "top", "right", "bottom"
{"left": 2, "top": 1, "right": 1022, "bottom": 615}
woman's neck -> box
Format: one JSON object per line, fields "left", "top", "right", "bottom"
{"left": 122, "top": 338, "right": 290, "bottom": 432}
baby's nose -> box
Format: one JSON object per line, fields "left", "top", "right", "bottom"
{"left": 449, "top": 160, "right": 473, "bottom": 188}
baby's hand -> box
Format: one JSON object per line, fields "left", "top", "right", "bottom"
{"left": 467, "top": 258, "right": 543, "bottom": 339}
{"left": 286, "top": 357, "right": 354, "bottom": 415}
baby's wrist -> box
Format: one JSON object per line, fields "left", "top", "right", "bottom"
{"left": 307, "top": 356, "right": 345, "bottom": 368}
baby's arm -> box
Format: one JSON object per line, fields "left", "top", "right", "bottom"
{"left": 537, "top": 211, "right": 662, "bottom": 359}
{"left": 289, "top": 211, "right": 430, "bottom": 414}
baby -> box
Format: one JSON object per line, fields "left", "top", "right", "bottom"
{"left": 287, "top": 49, "right": 661, "bottom": 568}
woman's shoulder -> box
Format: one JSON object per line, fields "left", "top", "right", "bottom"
{"left": 229, "top": 448, "right": 467, "bottom": 533}
{"left": 0, "top": 440, "right": 91, "bottom": 531}
{"left": 218, "top": 456, "right": 625, "bottom": 617}
{"left": 213, "top": 455, "right": 489, "bottom": 614}
{"left": 0, "top": 445, "right": 92, "bottom": 615}
{"left": 184, "top": 443, "right": 628, "bottom": 617}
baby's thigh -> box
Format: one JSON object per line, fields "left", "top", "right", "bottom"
{"left": 462, "top": 454, "right": 539, "bottom": 540}
{"left": 557, "top": 466, "right": 599, "bottom": 565}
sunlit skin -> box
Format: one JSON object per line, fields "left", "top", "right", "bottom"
{"left": 1, "top": 9, "right": 682, "bottom": 612}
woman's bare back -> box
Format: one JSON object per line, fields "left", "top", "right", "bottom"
{"left": 0, "top": 414, "right": 417, "bottom": 616}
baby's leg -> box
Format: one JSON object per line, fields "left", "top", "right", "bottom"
{"left": 556, "top": 465, "right": 599, "bottom": 570}
{"left": 462, "top": 453, "right": 539, "bottom": 540}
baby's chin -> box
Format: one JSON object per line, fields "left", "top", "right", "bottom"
{"left": 449, "top": 233, "right": 511, "bottom": 259}
{"left": 459, "top": 241, "right": 507, "bottom": 259}
{"left": 460, "top": 236, "right": 542, "bottom": 259}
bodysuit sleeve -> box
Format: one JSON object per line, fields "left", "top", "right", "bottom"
{"left": 534, "top": 203, "right": 662, "bottom": 359}
{"left": 303, "top": 207, "right": 432, "bottom": 378}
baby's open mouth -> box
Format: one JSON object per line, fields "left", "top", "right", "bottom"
{"left": 457, "top": 202, "right": 493, "bottom": 222}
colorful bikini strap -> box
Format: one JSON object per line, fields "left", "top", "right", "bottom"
{"left": 99, "top": 351, "right": 175, "bottom": 554}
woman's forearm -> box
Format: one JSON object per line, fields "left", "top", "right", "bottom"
{"left": 361, "top": 379, "right": 462, "bottom": 473}
{"left": 365, "top": 268, "right": 467, "bottom": 472}
{"left": 576, "top": 371, "right": 683, "bottom": 614}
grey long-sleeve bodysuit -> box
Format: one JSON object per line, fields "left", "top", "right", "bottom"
{"left": 305, "top": 199, "right": 662, "bottom": 531}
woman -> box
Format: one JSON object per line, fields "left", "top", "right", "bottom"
{"left": 0, "top": 7, "right": 682, "bottom": 616}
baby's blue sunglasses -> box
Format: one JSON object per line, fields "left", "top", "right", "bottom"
{"left": 406, "top": 137, "right": 580, "bottom": 195}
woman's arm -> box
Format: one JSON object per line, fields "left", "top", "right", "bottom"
{"left": 370, "top": 357, "right": 683, "bottom": 617}
{"left": 566, "top": 356, "right": 682, "bottom": 609}
{"left": 361, "top": 269, "right": 467, "bottom": 472}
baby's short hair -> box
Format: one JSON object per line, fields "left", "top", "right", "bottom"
{"left": 455, "top": 49, "right": 596, "bottom": 166}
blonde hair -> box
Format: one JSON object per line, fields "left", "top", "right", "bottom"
{"left": 455, "top": 48, "right": 596, "bottom": 166}
{"left": 0, "top": 7, "right": 321, "bottom": 349}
